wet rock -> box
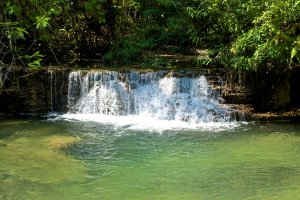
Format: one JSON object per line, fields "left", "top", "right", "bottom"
{"left": 0, "top": 68, "right": 70, "bottom": 114}
{"left": 1, "top": 67, "right": 300, "bottom": 119}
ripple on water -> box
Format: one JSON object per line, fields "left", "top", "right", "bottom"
{"left": 1, "top": 119, "right": 300, "bottom": 199}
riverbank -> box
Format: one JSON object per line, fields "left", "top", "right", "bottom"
{"left": 250, "top": 109, "right": 300, "bottom": 121}
{"left": 226, "top": 104, "right": 300, "bottom": 121}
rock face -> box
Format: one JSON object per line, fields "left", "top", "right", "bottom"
{"left": 219, "top": 68, "right": 300, "bottom": 112}
{"left": 0, "top": 67, "right": 299, "bottom": 115}
{"left": 0, "top": 68, "right": 70, "bottom": 114}
{"left": 254, "top": 68, "right": 292, "bottom": 111}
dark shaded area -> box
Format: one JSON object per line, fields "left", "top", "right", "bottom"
{"left": 0, "top": 68, "right": 70, "bottom": 114}
{"left": 217, "top": 68, "right": 300, "bottom": 113}
{"left": 290, "top": 69, "right": 300, "bottom": 108}
{"left": 253, "top": 69, "right": 292, "bottom": 111}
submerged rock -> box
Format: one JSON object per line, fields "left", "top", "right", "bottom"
{"left": 42, "top": 135, "right": 80, "bottom": 149}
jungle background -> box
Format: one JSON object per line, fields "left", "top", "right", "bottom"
{"left": 1, "top": 0, "right": 299, "bottom": 69}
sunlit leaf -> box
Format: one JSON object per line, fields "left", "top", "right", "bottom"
{"left": 291, "top": 47, "right": 298, "bottom": 59}
{"left": 36, "top": 16, "right": 51, "bottom": 29}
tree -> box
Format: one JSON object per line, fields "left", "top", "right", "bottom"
{"left": 228, "top": 0, "right": 300, "bottom": 70}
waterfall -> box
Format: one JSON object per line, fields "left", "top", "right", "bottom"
{"left": 66, "top": 70, "right": 232, "bottom": 125}
{"left": 49, "top": 70, "right": 54, "bottom": 111}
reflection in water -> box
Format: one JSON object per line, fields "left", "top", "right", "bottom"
{"left": 1, "top": 119, "right": 300, "bottom": 199}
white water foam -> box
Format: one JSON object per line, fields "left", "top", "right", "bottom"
{"left": 60, "top": 114, "right": 240, "bottom": 132}
{"left": 62, "top": 70, "right": 240, "bottom": 131}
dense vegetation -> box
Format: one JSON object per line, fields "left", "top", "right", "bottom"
{"left": 0, "top": 0, "right": 300, "bottom": 74}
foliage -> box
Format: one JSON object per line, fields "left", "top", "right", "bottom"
{"left": 1, "top": 0, "right": 299, "bottom": 71}
{"left": 223, "top": 0, "right": 300, "bottom": 70}
{"left": 105, "top": 0, "right": 192, "bottom": 65}
{"left": 25, "top": 51, "right": 44, "bottom": 70}
{"left": 36, "top": 16, "right": 51, "bottom": 29}
{"left": 104, "top": 36, "right": 142, "bottom": 65}
{"left": 210, "top": 0, "right": 300, "bottom": 70}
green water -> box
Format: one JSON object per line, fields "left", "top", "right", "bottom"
{"left": 1, "top": 118, "right": 300, "bottom": 199}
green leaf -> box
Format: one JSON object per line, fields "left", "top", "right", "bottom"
{"left": 8, "top": 4, "right": 17, "bottom": 15}
{"left": 32, "top": 51, "right": 44, "bottom": 58}
{"left": 291, "top": 47, "right": 298, "bottom": 59}
{"left": 36, "top": 16, "right": 51, "bottom": 29}
{"left": 16, "top": 27, "right": 28, "bottom": 39}
{"left": 28, "top": 59, "right": 42, "bottom": 69}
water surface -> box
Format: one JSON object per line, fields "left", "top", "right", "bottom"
{"left": 1, "top": 118, "right": 300, "bottom": 199}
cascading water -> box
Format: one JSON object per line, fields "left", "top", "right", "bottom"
{"left": 64, "top": 70, "right": 236, "bottom": 130}
{"left": 49, "top": 70, "right": 54, "bottom": 111}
